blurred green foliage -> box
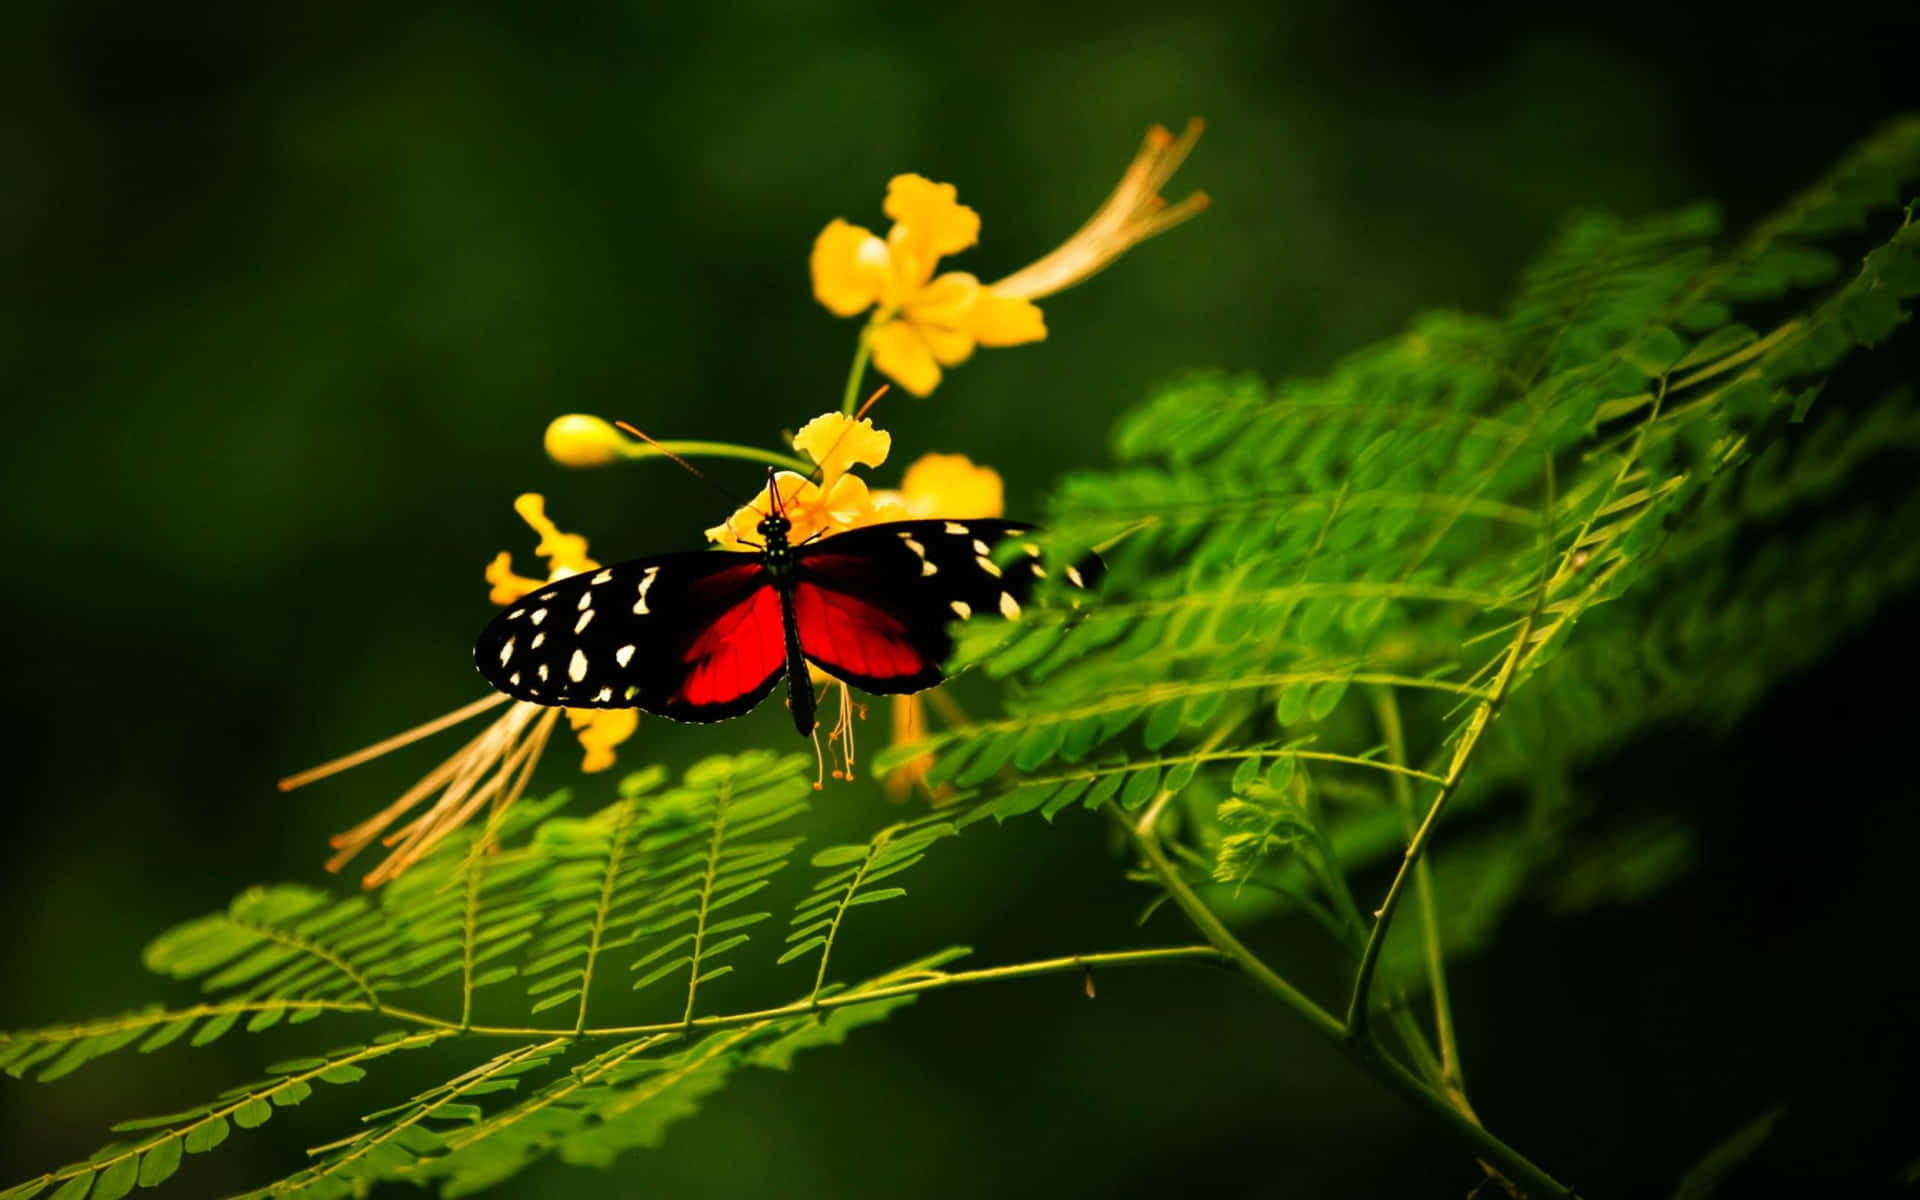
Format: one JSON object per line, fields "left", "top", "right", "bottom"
{"left": 4, "top": 1, "right": 1918, "bottom": 1196}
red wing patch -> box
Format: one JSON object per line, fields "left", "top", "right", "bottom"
{"left": 673, "top": 578, "right": 785, "bottom": 709}
{"left": 794, "top": 578, "right": 937, "bottom": 691}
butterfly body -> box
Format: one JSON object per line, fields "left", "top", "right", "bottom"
{"left": 472, "top": 515, "right": 1095, "bottom": 736}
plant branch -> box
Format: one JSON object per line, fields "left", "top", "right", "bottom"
{"left": 1346, "top": 448, "right": 1560, "bottom": 1042}
{"left": 1115, "top": 801, "right": 1575, "bottom": 1198}
{"left": 1373, "top": 686, "right": 1466, "bottom": 1096}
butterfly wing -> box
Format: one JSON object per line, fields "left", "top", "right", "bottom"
{"left": 792, "top": 519, "right": 1097, "bottom": 695}
{"left": 472, "top": 551, "right": 788, "bottom": 723}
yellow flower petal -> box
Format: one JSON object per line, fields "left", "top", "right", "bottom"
{"left": 904, "top": 270, "right": 980, "bottom": 328}
{"left": 484, "top": 552, "right": 546, "bottom": 606}
{"left": 901, "top": 272, "right": 1041, "bottom": 355}
{"left": 568, "top": 708, "right": 638, "bottom": 773}
{"left": 512, "top": 494, "right": 599, "bottom": 578}
{"left": 900, "top": 453, "right": 1005, "bottom": 518}
{"left": 868, "top": 320, "right": 942, "bottom": 397}
{"left": 817, "top": 474, "right": 875, "bottom": 533}
{"left": 706, "top": 471, "right": 820, "bottom": 550}
{"left": 966, "top": 287, "right": 1047, "bottom": 347}
{"left": 811, "top": 219, "right": 892, "bottom": 317}
{"left": 864, "top": 490, "right": 915, "bottom": 523}
{"left": 793, "top": 412, "right": 891, "bottom": 481}
{"left": 884, "top": 174, "right": 980, "bottom": 285}
{"left": 919, "top": 323, "right": 976, "bottom": 367}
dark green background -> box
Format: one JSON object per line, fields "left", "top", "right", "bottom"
{"left": 4, "top": 1, "right": 1916, "bottom": 1195}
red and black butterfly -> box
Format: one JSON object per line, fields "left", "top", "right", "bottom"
{"left": 470, "top": 495, "right": 1099, "bottom": 735}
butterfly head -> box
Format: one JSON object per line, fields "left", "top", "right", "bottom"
{"left": 757, "top": 513, "right": 792, "bottom": 541}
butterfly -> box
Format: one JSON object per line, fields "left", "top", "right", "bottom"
{"left": 470, "top": 494, "right": 1099, "bottom": 736}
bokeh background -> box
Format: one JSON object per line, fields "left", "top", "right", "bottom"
{"left": 4, "top": 1, "right": 1917, "bottom": 1195}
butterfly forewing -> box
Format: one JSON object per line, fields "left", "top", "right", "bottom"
{"left": 472, "top": 551, "right": 786, "bottom": 723}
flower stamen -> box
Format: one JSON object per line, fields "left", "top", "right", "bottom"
{"left": 287, "top": 495, "right": 638, "bottom": 887}
{"left": 991, "top": 119, "right": 1209, "bottom": 302}
{"left": 278, "top": 692, "right": 513, "bottom": 793}
{"left": 825, "top": 680, "right": 860, "bottom": 781}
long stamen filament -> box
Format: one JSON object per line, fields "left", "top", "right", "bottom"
{"left": 280, "top": 693, "right": 513, "bottom": 792}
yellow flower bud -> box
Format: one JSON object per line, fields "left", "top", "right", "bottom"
{"left": 545, "top": 413, "right": 629, "bottom": 467}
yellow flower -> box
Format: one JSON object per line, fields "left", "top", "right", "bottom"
{"left": 705, "top": 412, "right": 893, "bottom": 549}
{"left": 812, "top": 175, "right": 1047, "bottom": 397}
{"left": 281, "top": 494, "right": 638, "bottom": 887}
{"left": 866, "top": 452, "right": 1004, "bottom": 523}
{"left": 990, "top": 119, "right": 1209, "bottom": 301}
{"left": 811, "top": 121, "right": 1207, "bottom": 397}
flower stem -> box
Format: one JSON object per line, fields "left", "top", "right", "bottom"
{"left": 840, "top": 328, "right": 875, "bottom": 415}
{"left": 617, "top": 439, "right": 813, "bottom": 475}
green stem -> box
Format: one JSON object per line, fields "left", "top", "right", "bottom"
{"left": 1347, "top": 450, "right": 1558, "bottom": 1042}
{"left": 617, "top": 439, "right": 813, "bottom": 476}
{"left": 1373, "top": 687, "right": 1465, "bottom": 1095}
{"left": 1346, "top": 583, "right": 1540, "bottom": 1041}
{"left": 841, "top": 327, "right": 876, "bottom": 415}
{"left": 1115, "top": 801, "right": 1346, "bottom": 1041}
{"left": 1116, "top": 802, "right": 1575, "bottom": 1199}
{"left": 442, "top": 946, "right": 1229, "bottom": 1039}
{"left": 9, "top": 950, "right": 1229, "bottom": 1053}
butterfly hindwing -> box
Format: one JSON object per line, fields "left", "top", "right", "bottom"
{"left": 472, "top": 551, "right": 787, "bottom": 723}
{"left": 793, "top": 518, "right": 1087, "bottom": 695}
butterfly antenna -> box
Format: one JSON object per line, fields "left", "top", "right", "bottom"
{"left": 853, "top": 383, "right": 889, "bottom": 422}
{"left": 613, "top": 421, "right": 750, "bottom": 508}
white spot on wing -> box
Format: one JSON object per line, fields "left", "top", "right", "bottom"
{"left": 569, "top": 648, "right": 588, "bottom": 683}
{"left": 595, "top": 686, "right": 613, "bottom": 702}
{"left": 1029, "top": 561, "right": 1046, "bottom": 578}
{"left": 509, "top": 671, "right": 520, "bottom": 686}
{"left": 592, "top": 569, "right": 614, "bottom": 585}
{"left": 574, "top": 610, "right": 594, "bottom": 634}
{"left": 538, "top": 663, "right": 549, "bottom": 682}
{"left": 508, "top": 608, "right": 524, "bottom": 620}
{"left": 976, "top": 555, "right": 1002, "bottom": 578}
{"left": 1000, "top": 591, "right": 1022, "bottom": 619}
{"left": 944, "top": 521, "right": 969, "bottom": 535}
{"left": 624, "top": 684, "right": 640, "bottom": 700}
{"left": 899, "top": 532, "right": 937, "bottom": 575}
{"left": 1065, "top": 565, "right": 1085, "bottom": 588}
{"left": 531, "top": 608, "right": 548, "bottom": 625}
{"left": 532, "top": 632, "right": 546, "bottom": 649}
{"left": 498, "top": 638, "right": 514, "bottom": 666}
{"left": 1021, "top": 542, "right": 1041, "bottom": 556}
{"left": 577, "top": 591, "right": 593, "bottom": 612}
{"left": 616, "top": 644, "right": 635, "bottom": 667}
{"left": 950, "top": 600, "right": 972, "bottom": 619}
{"left": 971, "top": 538, "right": 991, "bottom": 555}
{"left": 633, "top": 566, "right": 661, "bottom": 615}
